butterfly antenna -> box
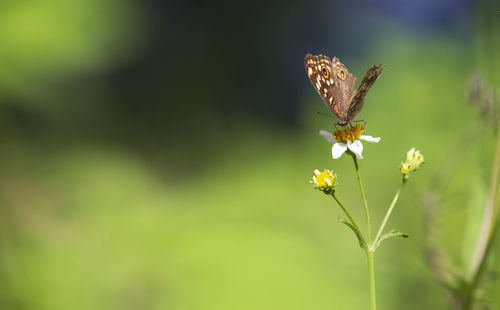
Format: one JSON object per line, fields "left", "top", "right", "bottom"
{"left": 316, "top": 111, "right": 336, "bottom": 119}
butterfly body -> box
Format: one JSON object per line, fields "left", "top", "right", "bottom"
{"left": 304, "top": 54, "right": 383, "bottom": 126}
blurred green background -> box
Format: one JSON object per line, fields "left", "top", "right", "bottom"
{"left": 1, "top": 0, "right": 500, "bottom": 309}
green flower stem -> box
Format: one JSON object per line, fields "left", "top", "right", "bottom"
{"left": 350, "top": 154, "right": 377, "bottom": 310}
{"left": 367, "top": 250, "right": 376, "bottom": 310}
{"left": 374, "top": 180, "right": 407, "bottom": 246}
{"left": 468, "top": 125, "right": 500, "bottom": 280}
{"left": 464, "top": 126, "right": 500, "bottom": 308}
{"left": 464, "top": 222, "right": 499, "bottom": 309}
{"left": 332, "top": 193, "right": 366, "bottom": 246}
{"left": 352, "top": 154, "right": 372, "bottom": 242}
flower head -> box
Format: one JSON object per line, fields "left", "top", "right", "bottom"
{"left": 400, "top": 148, "right": 424, "bottom": 180}
{"left": 311, "top": 169, "right": 337, "bottom": 194}
{"left": 319, "top": 124, "right": 380, "bottom": 159}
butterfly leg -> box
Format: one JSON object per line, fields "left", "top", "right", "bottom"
{"left": 351, "top": 119, "right": 367, "bottom": 128}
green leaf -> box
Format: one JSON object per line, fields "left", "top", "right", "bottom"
{"left": 338, "top": 217, "right": 367, "bottom": 249}
{"left": 375, "top": 229, "right": 408, "bottom": 249}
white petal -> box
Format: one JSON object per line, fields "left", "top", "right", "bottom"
{"left": 348, "top": 140, "right": 364, "bottom": 159}
{"left": 360, "top": 135, "right": 381, "bottom": 143}
{"left": 331, "top": 143, "right": 348, "bottom": 159}
{"left": 319, "top": 130, "right": 336, "bottom": 144}
{"left": 406, "top": 148, "right": 415, "bottom": 160}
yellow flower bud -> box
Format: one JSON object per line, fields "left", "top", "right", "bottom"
{"left": 400, "top": 148, "right": 424, "bottom": 180}
{"left": 312, "top": 169, "right": 337, "bottom": 194}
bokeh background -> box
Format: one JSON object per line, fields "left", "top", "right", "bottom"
{"left": 1, "top": 0, "right": 500, "bottom": 309}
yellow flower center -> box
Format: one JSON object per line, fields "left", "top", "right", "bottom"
{"left": 333, "top": 124, "right": 364, "bottom": 143}
{"left": 316, "top": 171, "right": 335, "bottom": 189}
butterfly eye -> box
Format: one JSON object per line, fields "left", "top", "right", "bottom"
{"left": 337, "top": 69, "right": 346, "bottom": 80}
{"left": 321, "top": 66, "right": 329, "bottom": 79}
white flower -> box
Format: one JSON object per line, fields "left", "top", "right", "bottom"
{"left": 319, "top": 125, "right": 380, "bottom": 159}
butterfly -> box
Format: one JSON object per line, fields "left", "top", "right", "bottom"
{"left": 304, "top": 54, "right": 383, "bottom": 126}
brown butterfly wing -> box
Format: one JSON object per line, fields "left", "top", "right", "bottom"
{"left": 304, "top": 54, "right": 356, "bottom": 120}
{"left": 344, "top": 64, "right": 384, "bottom": 123}
{"left": 330, "top": 57, "right": 356, "bottom": 121}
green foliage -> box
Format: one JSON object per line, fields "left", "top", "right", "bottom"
{"left": 375, "top": 229, "right": 408, "bottom": 249}
{"left": 338, "top": 217, "right": 367, "bottom": 249}
{"left": 0, "top": 12, "right": 499, "bottom": 310}
{"left": 0, "top": 0, "right": 146, "bottom": 101}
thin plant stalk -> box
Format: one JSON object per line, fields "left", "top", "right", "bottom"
{"left": 367, "top": 250, "right": 376, "bottom": 310}
{"left": 332, "top": 193, "right": 367, "bottom": 247}
{"left": 463, "top": 126, "right": 500, "bottom": 309}
{"left": 374, "top": 181, "right": 407, "bottom": 246}
{"left": 352, "top": 155, "right": 372, "bottom": 241}
{"left": 468, "top": 125, "right": 500, "bottom": 280}
{"left": 351, "top": 154, "right": 376, "bottom": 310}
